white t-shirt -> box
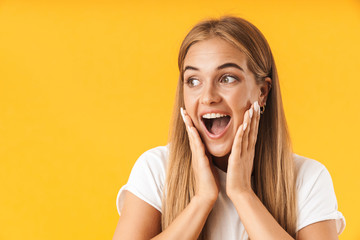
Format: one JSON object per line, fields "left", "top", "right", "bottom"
{"left": 116, "top": 146, "right": 345, "bottom": 239}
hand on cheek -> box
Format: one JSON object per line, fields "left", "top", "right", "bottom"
{"left": 226, "top": 101, "right": 260, "bottom": 199}
{"left": 180, "top": 108, "right": 220, "bottom": 205}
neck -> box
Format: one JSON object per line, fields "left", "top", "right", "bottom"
{"left": 211, "top": 153, "right": 230, "bottom": 173}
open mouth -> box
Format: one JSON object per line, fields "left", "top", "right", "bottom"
{"left": 202, "top": 113, "right": 231, "bottom": 136}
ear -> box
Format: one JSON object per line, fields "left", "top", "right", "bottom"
{"left": 258, "top": 77, "right": 272, "bottom": 106}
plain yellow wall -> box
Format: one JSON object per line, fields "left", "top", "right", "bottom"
{"left": 0, "top": 0, "right": 359, "bottom": 239}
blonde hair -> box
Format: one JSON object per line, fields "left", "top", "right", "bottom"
{"left": 162, "top": 16, "right": 297, "bottom": 239}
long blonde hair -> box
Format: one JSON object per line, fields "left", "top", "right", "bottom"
{"left": 162, "top": 16, "right": 297, "bottom": 239}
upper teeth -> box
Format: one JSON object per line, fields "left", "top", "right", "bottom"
{"left": 202, "top": 113, "right": 228, "bottom": 119}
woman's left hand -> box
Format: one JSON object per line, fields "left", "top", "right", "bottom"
{"left": 226, "top": 101, "right": 261, "bottom": 199}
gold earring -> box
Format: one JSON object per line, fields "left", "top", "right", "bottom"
{"left": 260, "top": 104, "right": 266, "bottom": 114}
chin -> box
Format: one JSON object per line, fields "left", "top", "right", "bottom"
{"left": 205, "top": 142, "right": 231, "bottom": 158}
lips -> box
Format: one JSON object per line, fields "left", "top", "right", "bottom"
{"left": 200, "top": 112, "right": 232, "bottom": 139}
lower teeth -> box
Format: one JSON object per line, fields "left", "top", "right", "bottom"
{"left": 205, "top": 116, "right": 230, "bottom": 135}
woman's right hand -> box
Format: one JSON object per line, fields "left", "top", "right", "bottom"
{"left": 181, "top": 108, "right": 220, "bottom": 206}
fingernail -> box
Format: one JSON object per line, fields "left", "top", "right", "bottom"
{"left": 180, "top": 107, "right": 186, "bottom": 123}
{"left": 243, "top": 122, "right": 247, "bottom": 131}
{"left": 187, "top": 125, "right": 192, "bottom": 133}
{"left": 249, "top": 108, "right": 253, "bottom": 119}
{"left": 254, "top": 101, "right": 260, "bottom": 113}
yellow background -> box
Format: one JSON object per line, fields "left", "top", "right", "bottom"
{"left": 0, "top": 0, "right": 359, "bottom": 239}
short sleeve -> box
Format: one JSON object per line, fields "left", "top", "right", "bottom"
{"left": 296, "top": 156, "right": 345, "bottom": 235}
{"left": 116, "top": 146, "right": 168, "bottom": 216}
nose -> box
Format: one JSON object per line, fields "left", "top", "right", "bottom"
{"left": 200, "top": 83, "right": 221, "bottom": 105}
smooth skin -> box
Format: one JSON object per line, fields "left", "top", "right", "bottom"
{"left": 113, "top": 37, "right": 339, "bottom": 240}
{"left": 113, "top": 107, "right": 338, "bottom": 239}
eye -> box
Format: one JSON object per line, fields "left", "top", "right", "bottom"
{"left": 220, "top": 75, "right": 238, "bottom": 84}
{"left": 186, "top": 78, "right": 201, "bottom": 87}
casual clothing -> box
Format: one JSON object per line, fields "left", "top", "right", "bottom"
{"left": 116, "top": 146, "right": 345, "bottom": 238}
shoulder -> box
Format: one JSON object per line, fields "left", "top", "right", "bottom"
{"left": 293, "top": 153, "right": 334, "bottom": 202}
{"left": 144, "top": 145, "right": 169, "bottom": 162}
{"left": 132, "top": 145, "right": 169, "bottom": 175}
{"left": 128, "top": 145, "right": 169, "bottom": 189}
{"left": 293, "top": 154, "right": 345, "bottom": 234}
{"left": 116, "top": 145, "right": 169, "bottom": 215}
{"left": 293, "top": 153, "right": 328, "bottom": 187}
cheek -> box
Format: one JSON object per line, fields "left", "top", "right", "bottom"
{"left": 183, "top": 90, "right": 192, "bottom": 110}
{"left": 183, "top": 90, "right": 198, "bottom": 119}
{"left": 226, "top": 94, "right": 250, "bottom": 126}
{"left": 228, "top": 93, "right": 248, "bottom": 112}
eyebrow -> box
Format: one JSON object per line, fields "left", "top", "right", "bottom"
{"left": 183, "top": 62, "right": 244, "bottom": 73}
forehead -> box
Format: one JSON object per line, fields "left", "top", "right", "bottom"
{"left": 184, "top": 37, "right": 248, "bottom": 70}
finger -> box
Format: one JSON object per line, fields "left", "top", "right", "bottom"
{"left": 180, "top": 107, "right": 186, "bottom": 124}
{"left": 180, "top": 107, "right": 192, "bottom": 129}
{"left": 242, "top": 109, "right": 251, "bottom": 152}
{"left": 181, "top": 108, "right": 195, "bottom": 128}
{"left": 188, "top": 126, "right": 206, "bottom": 156}
{"left": 181, "top": 108, "right": 207, "bottom": 159}
{"left": 181, "top": 107, "right": 196, "bottom": 147}
{"left": 187, "top": 126, "right": 211, "bottom": 172}
{"left": 182, "top": 109, "right": 206, "bottom": 152}
{"left": 253, "top": 101, "right": 261, "bottom": 141}
{"left": 186, "top": 124, "right": 195, "bottom": 149}
{"left": 181, "top": 113, "right": 196, "bottom": 149}
{"left": 248, "top": 104, "right": 258, "bottom": 150}
{"left": 230, "top": 123, "right": 245, "bottom": 158}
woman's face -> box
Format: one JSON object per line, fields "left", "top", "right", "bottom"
{"left": 183, "top": 37, "right": 262, "bottom": 158}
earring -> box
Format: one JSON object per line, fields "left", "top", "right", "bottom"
{"left": 260, "top": 104, "right": 266, "bottom": 114}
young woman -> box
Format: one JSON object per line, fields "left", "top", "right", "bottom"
{"left": 113, "top": 16, "right": 345, "bottom": 240}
